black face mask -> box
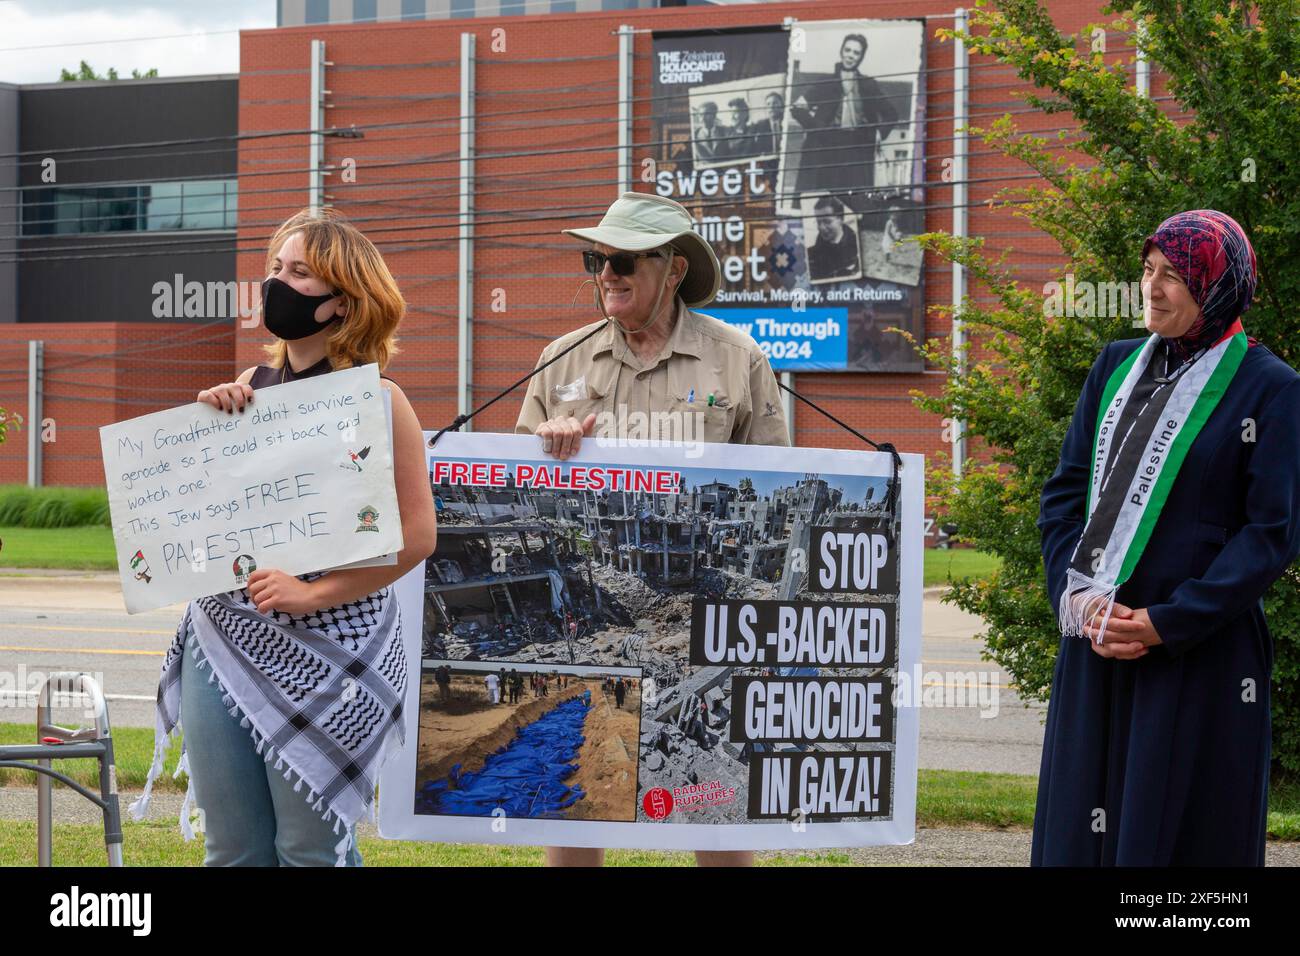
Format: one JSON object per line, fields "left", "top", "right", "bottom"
{"left": 260, "top": 276, "right": 342, "bottom": 340}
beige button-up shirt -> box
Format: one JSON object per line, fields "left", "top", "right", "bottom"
{"left": 515, "top": 299, "right": 791, "bottom": 447}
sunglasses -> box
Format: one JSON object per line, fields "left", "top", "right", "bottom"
{"left": 582, "top": 249, "right": 667, "bottom": 277}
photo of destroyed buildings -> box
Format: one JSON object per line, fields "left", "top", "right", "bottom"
{"left": 416, "top": 458, "right": 896, "bottom": 824}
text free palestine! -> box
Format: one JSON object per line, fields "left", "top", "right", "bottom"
{"left": 432, "top": 460, "right": 682, "bottom": 494}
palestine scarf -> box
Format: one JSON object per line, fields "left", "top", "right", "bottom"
{"left": 129, "top": 575, "right": 408, "bottom": 866}
{"left": 1058, "top": 210, "right": 1259, "bottom": 641}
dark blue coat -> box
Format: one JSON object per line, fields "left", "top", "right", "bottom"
{"left": 1033, "top": 337, "right": 1300, "bottom": 865}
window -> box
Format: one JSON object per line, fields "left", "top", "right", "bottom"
{"left": 23, "top": 179, "right": 237, "bottom": 235}
{"left": 180, "top": 181, "right": 227, "bottom": 230}
{"left": 305, "top": 0, "right": 329, "bottom": 24}
{"left": 143, "top": 182, "right": 183, "bottom": 231}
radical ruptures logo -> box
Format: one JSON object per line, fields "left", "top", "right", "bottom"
{"left": 642, "top": 787, "right": 675, "bottom": 821}
{"left": 668, "top": 779, "right": 737, "bottom": 813}
{"left": 232, "top": 554, "right": 257, "bottom": 586}
{"left": 356, "top": 505, "right": 380, "bottom": 532}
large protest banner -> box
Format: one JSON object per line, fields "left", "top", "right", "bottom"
{"left": 650, "top": 19, "right": 926, "bottom": 372}
{"left": 380, "top": 434, "right": 922, "bottom": 850}
{"left": 99, "top": 364, "right": 401, "bottom": 613}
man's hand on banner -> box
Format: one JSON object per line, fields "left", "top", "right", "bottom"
{"left": 246, "top": 568, "right": 323, "bottom": 616}
{"left": 536, "top": 413, "right": 597, "bottom": 460}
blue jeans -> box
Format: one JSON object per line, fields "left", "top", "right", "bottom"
{"left": 179, "top": 636, "right": 362, "bottom": 867}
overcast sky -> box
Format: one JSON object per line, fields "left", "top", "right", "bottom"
{"left": 0, "top": 0, "right": 276, "bottom": 84}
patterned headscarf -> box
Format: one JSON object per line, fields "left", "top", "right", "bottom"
{"left": 1142, "top": 209, "right": 1258, "bottom": 360}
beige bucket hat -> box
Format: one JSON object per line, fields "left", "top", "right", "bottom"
{"left": 563, "top": 192, "right": 721, "bottom": 307}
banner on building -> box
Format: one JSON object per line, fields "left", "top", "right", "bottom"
{"left": 650, "top": 19, "right": 927, "bottom": 372}
{"left": 99, "top": 365, "right": 399, "bottom": 614}
{"left": 380, "top": 433, "right": 922, "bottom": 850}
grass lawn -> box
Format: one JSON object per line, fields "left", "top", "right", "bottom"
{"left": 1, "top": 718, "right": 1294, "bottom": 864}
{"left": 0, "top": 724, "right": 183, "bottom": 793}
{"left": 0, "top": 819, "right": 861, "bottom": 866}
{"left": 0, "top": 526, "right": 1001, "bottom": 586}
{"left": 924, "top": 548, "right": 1000, "bottom": 587}
{"left": 0, "top": 526, "right": 118, "bottom": 571}
{"left": 1, "top": 770, "right": 1295, "bottom": 866}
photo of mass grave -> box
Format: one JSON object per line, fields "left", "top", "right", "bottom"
{"left": 414, "top": 660, "right": 642, "bottom": 821}
{"left": 420, "top": 458, "right": 897, "bottom": 824}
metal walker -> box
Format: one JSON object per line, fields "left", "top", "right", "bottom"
{"left": 0, "top": 672, "right": 124, "bottom": 866}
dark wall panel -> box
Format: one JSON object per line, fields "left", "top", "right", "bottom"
{"left": 16, "top": 78, "right": 238, "bottom": 324}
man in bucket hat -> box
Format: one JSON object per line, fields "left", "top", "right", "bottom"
{"left": 517, "top": 193, "right": 789, "bottom": 867}
{"left": 517, "top": 192, "right": 790, "bottom": 458}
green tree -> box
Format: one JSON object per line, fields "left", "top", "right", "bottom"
{"left": 910, "top": 0, "right": 1300, "bottom": 768}
{"left": 59, "top": 61, "right": 159, "bottom": 82}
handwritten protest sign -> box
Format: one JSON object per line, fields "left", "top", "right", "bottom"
{"left": 99, "top": 364, "right": 403, "bottom": 613}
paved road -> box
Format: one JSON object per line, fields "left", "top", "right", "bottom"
{"left": 0, "top": 570, "right": 1045, "bottom": 774}
{"left": 4, "top": 571, "right": 1295, "bottom": 866}
{"left": 0, "top": 572, "right": 184, "bottom": 730}
{"left": 914, "top": 597, "right": 1047, "bottom": 776}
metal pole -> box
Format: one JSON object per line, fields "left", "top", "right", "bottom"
{"left": 309, "top": 39, "right": 327, "bottom": 213}
{"left": 36, "top": 678, "right": 52, "bottom": 866}
{"left": 951, "top": 8, "right": 968, "bottom": 480}
{"left": 31, "top": 673, "right": 122, "bottom": 867}
{"left": 617, "top": 24, "right": 634, "bottom": 193}
{"left": 780, "top": 370, "right": 795, "bottom": 444}
{"left": 1135, "top": 20, "right": 1150, "bottom": 97}
{"left": 459, "top": 32, "right": 476, "bottom": 426}
{"left": 27, "top": 339, "right": 42, "bottom": 487}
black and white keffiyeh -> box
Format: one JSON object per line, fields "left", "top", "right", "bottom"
{"left": 129, "top": 575, "right": 408, "bottom": 866}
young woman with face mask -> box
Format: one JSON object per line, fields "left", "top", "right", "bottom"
{"left": 129, "top": 209, "right": 438, "bottom": 866}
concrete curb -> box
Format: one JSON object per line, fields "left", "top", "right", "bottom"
{"left": 0, "top": 567, "right": 119, "bottom": 580}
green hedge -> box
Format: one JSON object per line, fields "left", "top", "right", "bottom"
{"left": 1265, "top": 566, "right": 1300, "bottom": 773}
{"left": 0, "top": 485, "right": 111, "bottom": 528}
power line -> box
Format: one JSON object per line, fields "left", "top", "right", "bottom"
{"left": 0, "top": 187, "right": 1055, "bottom": 265}
{"left": 0, "top": 96, "right": 1120, "bottom": 233}
{"left": 0, "top": 97, "right": 1179, "bottom": 215}
{"left": 0, "top": 47, "right": 1168, "bottom": 163}
{"left": 0, "top": 163, "right": 1050, "bottom": 255}
{"left": 0, "top": 322, "right": 239, "bottom": 379}
{"left": 0, "top": 118, "right": 1094, "bottom": 230}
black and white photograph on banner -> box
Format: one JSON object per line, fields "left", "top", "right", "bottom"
{"left": 651, "top": 22, "right": 926, "bottom": 373}
{"left": 756, "top": 217, "right": 811, "bottom": 294}
{"left": 803, "top": 194, "right": 864, "bottom": 284}
{"left": 378, "top": 433, "right": 924, "bottom": 849}
{"left": 687, "top": 74, "right": 785, "bottom": 169}
{"left": 856, "top": 198, "right": 924, "bottom": 287}
{"left": 849, "top": 304, "right": 920, "bottom": 373}
{"left": 775, "top": 19, "right": 925, "bottom": 217}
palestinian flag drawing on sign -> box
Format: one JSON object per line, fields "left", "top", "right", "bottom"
{"left": 130, "top": 549, "right": 152, "bottom": 584}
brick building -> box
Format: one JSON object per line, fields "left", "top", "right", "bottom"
{"left": 1, "top": 0, "right": 1130, "bottom": 522}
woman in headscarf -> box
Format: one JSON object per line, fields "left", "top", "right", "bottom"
{"left": 130, "top": 209, "right": 438, "bottom": 866}
{"left": 1034, "top": 209, "right": 1300, "bottom": 866}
